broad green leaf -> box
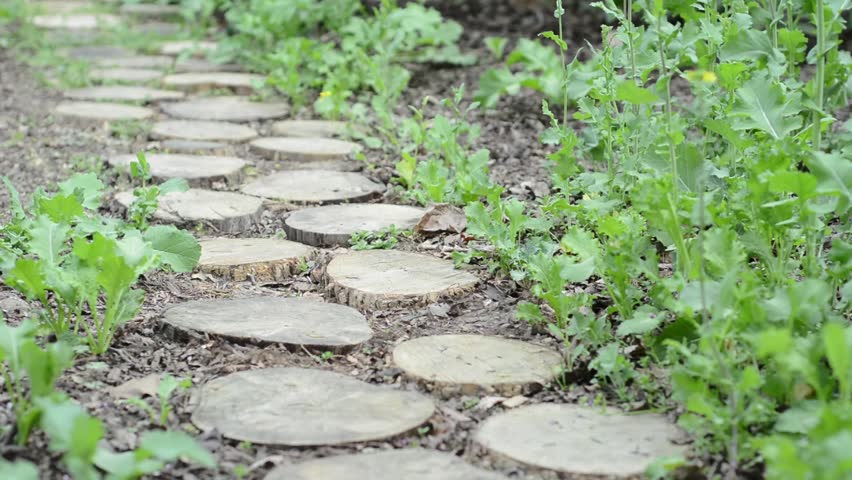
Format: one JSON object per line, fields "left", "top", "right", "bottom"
{"left": 157, "top": 178, "right": 189, "bottom": 196}
{"left": 615, "top": 80, "right": 660, "bottom": 104}
{"left": 0, "top": 320, "right": 37, "bottom": 372}
{"left": 617, "top": 305, "right": 662, "bottom": 336}
{"left": 139, "top": 431, "right": 216, "bottom": 468}
{"left": 720, "top": 29, "right": 779, "bottom": 62}
{"left": 5, "top": 258, "right": 48, "bottom": 301}
{"left": 731, "top": 77, "right": 803, "bottom": 139}
{"left": 20, "top": 341, "right": 73, "bottom": 398}
{"left": 483, "top": 36, "right": 507, "bottom": 60}
{"left": 38, "top": 396, "right": 103, "bottom": 457}
{"left": 36, "top": 194, "right": 84, "bottom": 224}
{"left": 58, "top": 173, "right": 104, "bottom": 210}
{"left": 557, "top": 256, "right": 595, "bottom": 282}
{"left": 143, "top": 225, "right": 201, "bottom": 273}
{"left": 768, "top": 171, "right": 818, "bottom": 198}
{"left": 822, "top": 322, "right": 850, "bottom": 392}
{"left": 0, "top": 460, "right": 38, "bottom": 480}
{"left": 28, "top": 216, "right": 69, "bottom": 266}
{"left": 806, "top": 152, "right": 852, "bottom": 214}
{"left": 560, "top": 226, "right": 600, "bottom": 260}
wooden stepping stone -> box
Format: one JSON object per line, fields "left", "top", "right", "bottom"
{"left": 250, "top": 137, "right": 360, "bottom": 162}
{"left": 67, "top": 45, "right": 131, "bottom": 60}
{"left": 270, "top": 119, "right": 347, "bottom": 138}
{"left": 160, "top": 40, "right": 218, "bottom": 56}
{"left": 33, "top": 14, "right": 120, "bottom": 29}
{"left": 95, "top": 55, "right": 173, "bottom": 69}
{"left": 162, "top": 297, "right": 370, "bottom": 349}
{"left": 89, "top": 68, "right": 163, "bottom": 83}
{"left": 54, "top": 101, "right": 153, "bottom": 121}
{"left": 119, "top": 3, "right": 180, "bottom": 17}
{"left": 198, "top": 238, "right": 315, "bottom": 282}
{"left": 150, "top": 120, "right": 257, "bottom": 142}
{"left": 107, "top": 153, "right": 245, "bottom": 187}
{"left": 133, "top": 21, "right": 180, "bottom": 36}
{"left": 265, "top": 449, "right": 508, "bottom": 480}
{"left": 162, "top": 72, "right": 264, "bottom": 94}
{"left": 240, "top": 170, "right": 384, "bottom": 205}
{"left": 284, "top": 204, "right": 424, "bottom": 247}
{"left": 173, "top": 59, "right": 244, "bottom": 73}
{"left": 158, "top": 139, "right": 232, "bottom": 155}
{"left": 393, "top": 335, "right": 562, "bottom": 397}
{"left": 474, "top": 404, "right": 688, "bottom": 477}
{"left": 63, "top": 86, "right": 184, "bottom": 103}
{"left": 161, "top": 96, "right": 287, "bottom": 122}
{"left": 276, "top": 159, "right": 362, "bottom": 172}
{"left": 326, "top": 250, "right": 478, "bottom": 309}
{"left": 113, "top": 189, "right": 262, "bottom": 234}
{"left": 191, "top": 368, "right": 434, "bottom": 445}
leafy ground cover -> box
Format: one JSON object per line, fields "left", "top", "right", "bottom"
{"left": 0, "top": 0, "right": 849, "bottom": 479}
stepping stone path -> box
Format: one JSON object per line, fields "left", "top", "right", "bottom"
{"left": 197, "top": 238, "right": 315, "bottom": 282}
{"left": 284, "top": 204, "right": 424, "bottom": 247}
{"left": 114, "top": 189, "right": 263, "bottom": 234}
{"left": 326, "top": 250, "right": 479, "bottom": 308}
{"left": 161, "top": 96, "right": 288, "bottom": 122}
{"left": 96, "top": 55, "right": 173, "bottom": 69}
{"left": 270, "top": 119, "right": 347, "bottom": 138}
{"left": 191, "top": 368, "right": 434, "bottom": 445}
{"left": 107, "top": 153, "right": 245, "bottom": 187}
{"left": 160, "top": 40, "right": 218, "bottom": 56}
{"left": 54, "top": 101, "right": 153, "bottom": 121}
{"left": 33, "top": 14, "right": 120, "bottom": 29}
{"left": 88, "top": 68, "right": 162, "bottom": 83}
{"left": 265, "top": 449, "right": 509, "bottom": 480}
{"left": 133, "top": 21, "right": 180, "bottom": 36}
{"left": 474, "top": 403, "right": 688, "bottom": 477}
{"left": 162, "top": 72, "right": 264, "bottom": 93}
{"left": 162, "top": 297, "right": 371, "bottom": 349}
{"left": 67, "top": 45, "right": 131, "bottom": 60}
{"left": 171, "top": 59, "right": 244, "bottom": 73}
{"left": 63, "top": 85, "right": 184, "bottom": 102}
{"left": 250, "top": 137, "right": 360, "bottom": 162}
{"left": 157, "top": 139, "right": 232, "bottom": 155}
{"left": 119, "top": 3, "right": 180, "bottom": 17}
{"left": 150, "top": 120, "right": 257, "bottom": 143}
{"left": 393, "top": 335, "right": 562, "bottom": 396}
{"left": 240, "top": 170, "right": 384, "bottom": 204}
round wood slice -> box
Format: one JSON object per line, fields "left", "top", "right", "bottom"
{"left": 54, "top": 101, "right": 153, "bottom": 121}
{"left": 275, "top": 159, "right": 362, "bottom": 172}
{"left": 67, "top": 45, "right": 132, "bottom": 60}
{"left": 265, "top": 449, "right": 508, "bottom": 480}
{"left": 133, "top": 21, "right": 179, "bottom": 36}
{"left": 150, "top": 120, "right": 257, "bottom": 142}
{"left": 325, "top": 250, "right": 479, "bottom": 309}
{"left": 160, "top": 40, "right": 218, "bottom": 56}
{"left": 240, "top": 170, "right": 384, "bottom": 205}
{"left": 198, "top": 237, "right": 315, "bottom": 282}
{"left": 113, "top": 188, "right": 262, "bottom": 234}
{"left": 250, "top": 137, "right": 360, "bottom": 162}
{"left": 162, "top": 297, "right": 371, "bottom": 349}
{"left": 107, "top": 153, "right": 245, "bottom": 187}
{"left": 158, "top": 139, "right": 233, "bottom": 155}
{"left": 119, "top": 3, "right": 180, "bottom": 17}
{"left": 89, "top": 68, "right": 163, "bottom": 83}
{"left": 270, "top": 120, "right": 347, "bottom": 138}
{"left": 474, "top": 404, "right": 688, "bottom": 477}
{"left": 161, "top": 96, "right": 288, "bottom": 122}
{"left": 95, "top": 55, "right": 173, "bottom": 69}
{"left": 33, "top": 14, "right": 119, "bottom": 29}
{"left": 63, "top": 86, "right": 184, "bottom": 102}
{"left": 191, "top": 368, "right": 434, "bottom": 446}
{"left": 162, "top": 72, "right": 263, "bottom": 93}
{"left": 284, "top": 204, "right": 424, "bottom": 247}
{"left": 174, "top": 58, "right": 244, "bottom": 73}
{"left": 393, "top": 335, "right": 563, "bottom": 397}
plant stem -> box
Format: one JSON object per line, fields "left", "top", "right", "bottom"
{"left": 556, "top": 0, "right": 569, "bottom": 127}
{"left": 812, "top": 0, "right": 825, "bottom": 150}
{"left": 656, "top": 14, "right": 678, "bottom": 198}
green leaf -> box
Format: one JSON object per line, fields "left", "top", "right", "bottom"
{"left": 483, "top": 36, "right": 508, "bottom": 60}
{"left": 731, "top": 76, "right": 803, "bottom": 139}
{"left": 806, "top": 152, "right": 852, "bottom": 214}
{"left": 58, "top": 174, "right": 104, "bottom": 210}
{"left": 157, "top": 178, "right": 189, "bottom": 196}
{"left": 720, "top": 28, "right": 779, "bottom": 62}
{"left": 0, "top": 320, "right": 37, "bottom": 372}
{"left": 139, "top": 431, "right": 216, "bottom": 468}
{"left": 617, "top": 305, "right": 662, "bottom": 336}
{"left": 28, "top": 216, "right": 69, "bottom": 266}
{"left": 0, "top": 459, "right": 38, "bottom": 480}
{"left": 615, "top": 81, "right": 660, "bottom": 104}
{"left": 20, "top": 341, "right": 73, "bottom": 398}
{"left": 143, "top": 226, "right": 201, "bottom": 273}
{"left": 36, "top": 194, "right": 84, "bottom": 225}
{"left": 5, "top": 258, "right": 48, "bottom": 301}
{"left": 823, "top": 322, "right": 850, "bottom": 393}
{"left": 1, "top": 176, "right": 25, "bottom": 220}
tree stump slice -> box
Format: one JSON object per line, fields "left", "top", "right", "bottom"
{"left": 107, "top": 153, "right": 245, "bottom": 188}
{"left": 161, "top": 96, "right": 288, "bottom": 122}
{"left": 392, "top": 335, "right": 563, "bottom": 397}
{"left": 250, "top": 137, "right": 360, "bottom": 162}
{"left": 276, "top": 159, "right": 362, "bottom": 172}
{"left": 132, "top": 21, "right": 179, "bottom": 36}
{"left": 160, "top": 40, "right": 218, "bottom": 56}
{"left": 240, "top": 170, "right": 384, "bottom": 205}
{"left": 68, "top": 45, "right": 132, "bottom": 60}
{"left": 113, "top": 189, "right": 262, "bottom": 234}
{"left": 270, "top": 120, "right": 347, "bottom": 138}
{"left": 265, "top": 449, "right": 508, "bottom": 480}
{"left": 95, "top": 55, "right": 173, "bottom": 69}
{"left": 158, "top": 139, "right": 233, "bottom": 155}
{"left": 162, "top": 72, "right": 264, "bottom": 94}
{"left": 54, "top": 101, "right": 153, "bottom": 121}
{"left": 284, "top": 204, "right": 424, "bottom": 247}
{"left": 63, "top": 86, "right": 184, "bottom": 103}
{"left": 150, "top": 120, "right": 257, "bottom": 143}
{"left": 161, "top": 297, "right": 371, "bottom": 350}
{"left": 474, "top": 404, "right": 688, "bottom": 478}
{"left": 198, "top": 237, "right": 315, "bottom": 282}
{"left": 89, "top": 68, "right": 163, "bottom": 83}
{"left": 119, "top": 3, "right": 180, "bottom": 17}
{"left": 325, "top": 250, "right": 478, "bottom": 309}
{"left": 33, "top": 14, "right": 120, "bottom": 29}
{"left": 190, "top": 368, "right": 434, "bottom": 446}
{"left": 172, "top": 58, "right": 244, "bottom": 73}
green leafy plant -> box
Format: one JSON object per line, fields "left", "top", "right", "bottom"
{"left": 350, "top": 224, "right": 408, "bottom": 250}
{"left": 124, "top": 374, "right": 192, "bottom": 427}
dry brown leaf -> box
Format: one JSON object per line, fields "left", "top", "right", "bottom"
{"left": 107, "top": 373, "right": 161, "bottom": 400}
{"left": 414, "top": 204, "right": 467, "bottom": 236}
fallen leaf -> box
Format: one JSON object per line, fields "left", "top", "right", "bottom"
{"left": 415, "top": 204, "right": 467, "bottom": 236}
{"left": 475, "top": 396, "right": 507, "bottom": 411}
{"left": 108, "top": 373, "right": 161, "bottom": 400}
{"left": 502, "top": 395, "right": 530, "bottom": 408}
